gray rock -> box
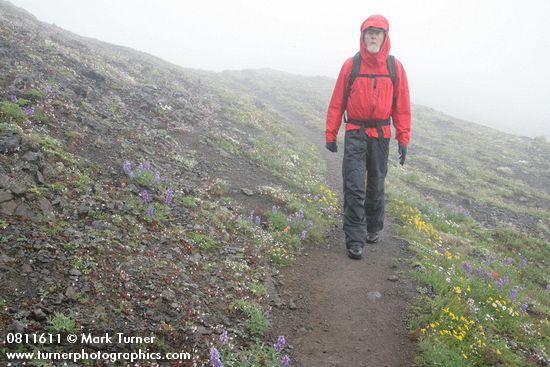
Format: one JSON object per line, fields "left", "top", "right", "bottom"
{"left": 11, "top": 183, "right": 28, "bottom": 196}
{"left": 38, "top": 197, "right": 55, "bottom": 220}
{"left": 52, "top": 293, "right": 64, "bottom": 305}
{"left": 161, "top": 288, "right": 176, "bottom": 301}
{"left": 22, "top": 151, "right": 41, "bottom": 162}
{"left": 265, "top": 277, "right": 283, "bottom": 307}
{"left": 8, "top": 320, "right": 26, "bottom": 333}
{"left": 69, "top": 268, "right": 82, "bottom": 276}
{"left": 0, "top": 254, "right": 15, "bottom": 269}
{"left": 288, "top": 298, "right": 298, "bottom": 310}
{"left": 0, "top": 190, "right": 13, "bottom": 202}
{"left": 21, "top": 263, "right": 33, "bottom": 273}
{"left": 241, "top": 188, "right": 254, "bottom": 196}
{"left": 36, "top": 250, "right": 54, "bottom": 263}
{"left": 194, "top": 326, "right": 211, "bottom": 336}
{"left": 0, "top": 173, "right": 9, "bottom": 189}
{"left": 0, "top": 130, "right": 22, "bottom": 153}
{"left": 78, "top": 203, "right": 90, "bottom": 216}
{"left": 1, "top": 200, "right": 17, "bottom": 215}
{"left": 55, "top": 162, "right": 65, "bottom": 171}
{"left": 42, "top": 163, "right": 55, "bottom": 178}
{"left": 15, "top": 202, "right": 37, "bottom": 221}
{"left": 32, "top": 308, "right": 47, "bottom": 321}
{"left": 65, "top": 286, "right": 77, "bottom": 300}
{"left": 64, "top": 227, "right": 83, "bottom": 238}
{"left": 367, "top": 291, "right": 382, "bottom": 301}
{"left": 92, "top": 220, "right": 110, "bottom": 230}
{"left": 36, "top": 170, "right": 45, "bottom": 184}
{"left": 387, "top": 275, "right": 399, "bottom": 282}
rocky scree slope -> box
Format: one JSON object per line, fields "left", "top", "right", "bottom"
{"left": 0, "top": 2, "right": 332, "bottom": 364}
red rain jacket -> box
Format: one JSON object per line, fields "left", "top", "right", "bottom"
{"left": 325, "top": 15, "right": 411, "bottom": 147}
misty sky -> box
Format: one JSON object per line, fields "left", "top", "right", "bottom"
{"left": 6, "top": 0, "right": 550, "bottom": 139}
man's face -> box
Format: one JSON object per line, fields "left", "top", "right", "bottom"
{"left": 364, "top": 29, "right": 385, "bottom": 54}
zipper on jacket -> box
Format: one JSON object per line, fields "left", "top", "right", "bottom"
{"left": 371, "top": 81, "right": 380, "bottom": 111}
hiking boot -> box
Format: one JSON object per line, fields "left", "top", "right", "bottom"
{"left": 347, "top": 245, "right": 363, "bottom": 260}
{"left": 365, "top": 232, "right": 380, "bottom": 244}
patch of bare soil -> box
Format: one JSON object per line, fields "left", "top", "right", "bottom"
{"left": 262, "top": 100, "right": 418, "bottom": 366}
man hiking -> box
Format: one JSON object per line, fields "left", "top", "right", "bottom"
{"left": 325, "top": 14, "right": 411, "bottom": 260}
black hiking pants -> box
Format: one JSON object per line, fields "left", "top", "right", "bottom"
{"left": 342, "top": 129, "right": 389, "bottom": 248}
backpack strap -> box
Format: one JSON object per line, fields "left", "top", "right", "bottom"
{"left": 342, "top": 51, "right": 362, "bottom": 122}
{"left": 387, "top": 55, "right": 397, "bottom": 105}
{"left": 386, "top": 55, "right": 396, "bottom": 85}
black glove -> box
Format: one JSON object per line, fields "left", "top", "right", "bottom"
{"left": 398, "top": 143, "right": 407, "bottom": 165}
{"left": 326, "top": 141, "right": 338, "bottom": 153}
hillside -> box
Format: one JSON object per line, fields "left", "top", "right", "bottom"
{"left": 1, "top": 1, "right": 338, "bottom": 365}
{"left": 1, "top": 1, "right": 550, "bottom": 366}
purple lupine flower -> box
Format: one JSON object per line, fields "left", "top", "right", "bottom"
{"left": 312, "top": 195, "right": 319, "bottom": 201}
{"left": 510, "top": 289, "right": 517, "bottom": 303}
{"left": 503, "top": 257, "right": 513, "bottom": 266}
{"left": 463, "top": 261, "right": 472, "bottom": 273}
{"left": 255, "top": 216, "right": 261, "bottom": 225}
{"left": 123, "top": 160, "right": 132, "bottom": 175}
{"left": 219, "top": 330, "right": 228, "bottom": 345}
{"left": 43, "top": 85, "right": 52, "bottom": 94}
{"left": 281, "top": 354, "right": 291, "bottom": 367}
{"left": 495, "top": 276, "right": 510, "bottom": 289}
{"left": 10, "top": 95, "right": 18, "bottom": 103}
{"left": 146, "top": 207, "right": 154, "bottom": 218}
{"left": 23, "top": 106, "right": 35, "bottom": 116}
{"left": 154, "top": 171, "right": 161, "bottom": 184}
{"left": 483, "top": 256, "right": 492, "bottom": 267}
{"left": 300, "top": 231, "right": 307, "bottom": 241}
{"left": 143, "top": 161, "right": 152, "bottom": 171}
{"left": 129, "top": 170, "right": 135, "bottom": 178}
{"left": 274, "top": 335, "right": 286, "bottom": 353}
{"left": 295, "top": 211, "right": 304, "bottom": 221}
{"left": 164, "top": 189, "right": 174, "bottom": 206}
{"left": 272, "top": 205, "right": 278, "bottom": 214}
{"left": 519, "top": 258, "right": 528, "bottom": 269}
{"left": 137, "top": 163, "right": 143, "bottom": 176}
{"left": 546, "top": 284, "right": 550, "bottom": 293}
{"left": 209, "top": 347, "right": 223, "bottom": 367}
{"left": 248, "top": 212, "right": 254, "bottom": 222}
{"left": 140, "top": 190, "right": 151, "bottom": 203}
{"left": 520, "top": 303, "right": 528, "bottom": 312}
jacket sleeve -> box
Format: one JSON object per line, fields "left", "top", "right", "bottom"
{"left": 392, "top": 59, "right": 411, "bottom": 147}
{"left": 325, "top": 60, "right": 351, "bottom": 143}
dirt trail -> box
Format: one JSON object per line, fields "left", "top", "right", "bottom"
{"left": 266, "top": 101, "right": 418, "bottom": 366}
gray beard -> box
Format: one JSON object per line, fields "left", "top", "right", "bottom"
{"left": 367, "top": 44, "right": 381, "bottom": 53}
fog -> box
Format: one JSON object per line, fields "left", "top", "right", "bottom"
{"left": 6, "top": 0, "right": 550, "bottom": 139}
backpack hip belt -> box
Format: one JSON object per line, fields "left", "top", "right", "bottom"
{"left": 345, "top": 118, "right": 390, "bottom": 139}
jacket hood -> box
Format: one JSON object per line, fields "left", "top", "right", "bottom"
{"left": 360, "top": 15, "right": 391, "bottom": 65}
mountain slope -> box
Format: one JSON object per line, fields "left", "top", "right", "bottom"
{"left": 1, "top": 1, "right": 549, "bottom": 366}
{"left": 1, "top": 2, "right": 339, "bottom": 365}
